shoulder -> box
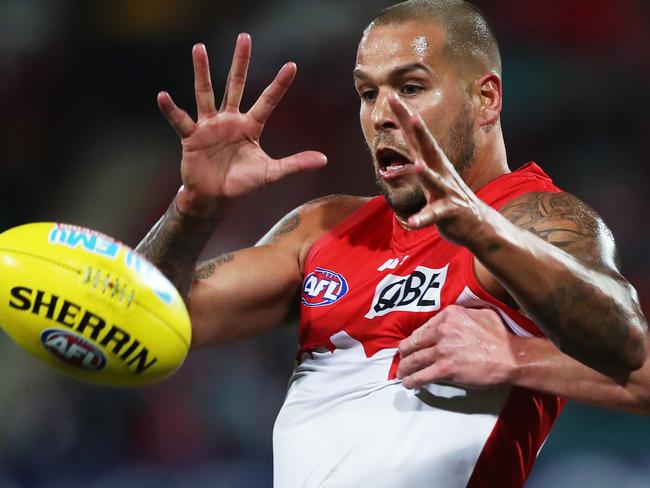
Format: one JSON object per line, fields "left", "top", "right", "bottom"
{"left": 499, "top": 191, "right": 619, "bottom": 271}
{"left": 299, "top": 194, "right": 372, "bottom": 222}
{"left": 257, "top": 194, "right": 372, "bottom": 268}
{"left": 263, "top": 194, "right": 371, "bottom": 237}
{"left": 296, "top": 194, "right": 372, "bottom": 256}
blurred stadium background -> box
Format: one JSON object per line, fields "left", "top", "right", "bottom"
{"left": 0, "top": 0, "right": 648, "bottom": 486}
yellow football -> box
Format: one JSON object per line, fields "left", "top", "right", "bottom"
{"left": 0, "top": 222, "right": 191, "bottom": 386}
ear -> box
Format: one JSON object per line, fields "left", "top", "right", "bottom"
{"left": 474, "top": 72, "right": 502, "bottom": 129}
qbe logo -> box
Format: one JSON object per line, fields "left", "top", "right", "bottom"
{"left": 40, "top": 328, "right": 107, "bottom": 371}
{"left": 364, "top": 265, "right": 448, "bottom": 319}
{"left": 302, "top": 267, "right": 349, "bottom": 307}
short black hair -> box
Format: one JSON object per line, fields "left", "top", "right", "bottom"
{"left": 368, "top": 0, "right": 502, "bottom": 76}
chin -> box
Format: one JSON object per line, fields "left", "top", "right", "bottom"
{"left": 377, "top": 179, "right": 426, "bottom": 217}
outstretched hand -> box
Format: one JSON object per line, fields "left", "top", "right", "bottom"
{"left": 158, "top": 34, "right": 327, "bottom": 218}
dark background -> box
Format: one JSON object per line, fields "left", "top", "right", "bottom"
{"left": 0, "top": 0, "right": 648, "bottom": 486}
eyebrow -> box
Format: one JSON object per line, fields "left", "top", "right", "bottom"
{"left": 353, "top": 62, "right": 432, "bottom": 81}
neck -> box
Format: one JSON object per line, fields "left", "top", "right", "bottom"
{"left": 463, "top": 127, "right": 509, "bottom": 192}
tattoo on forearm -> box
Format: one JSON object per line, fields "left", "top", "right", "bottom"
{"left": 136, "top": 201, "right": 218, "bottom": 299}
{"left": 194, "top": 253, "right": 234, "bottom": 280}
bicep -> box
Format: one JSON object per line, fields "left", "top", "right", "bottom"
{"left": 475, "top": 191, "right": 624, "bottom": 298}
{"left": 184, "top": 195, "right": 365, "bottom": 349}
{"left": 187, "top": 243, "right": 302, "bottom": 348}
{"left": 500, "top": 191, "right": 620, "bottom": 271}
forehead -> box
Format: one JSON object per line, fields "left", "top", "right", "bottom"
{"left": 356, "top": 21, "right": 447, "bottom": 72}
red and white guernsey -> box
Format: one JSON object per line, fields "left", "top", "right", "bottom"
{"left": 273, "top": 163, "right": 566, "bottom": 487}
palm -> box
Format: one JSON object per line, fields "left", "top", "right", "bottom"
{"left": 158, "top": 35, "right": 326, "bottom": 212}
{"left": 180, "top": 112, "right": 269, "bottom": 198}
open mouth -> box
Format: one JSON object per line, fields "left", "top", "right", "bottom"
{"left": 375, "top": 147, "right": 414, "bottom": 179}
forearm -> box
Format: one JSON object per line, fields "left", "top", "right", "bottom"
{"left": 470, "top": 206, "right": 647, "bottom": 371}
{"left": 136, "top": 197, "right": 222, "bottom": 299}
{"left": 510, "top": 335, "right": 650, "bottom": 415}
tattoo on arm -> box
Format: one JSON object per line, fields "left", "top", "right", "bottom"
{"left": 136, "top": 201, "right": 218, "bottom": 300}
{"left": 492, "top": 191, "right": 647, "bottom": 371}
{"left": 256, "top": 212, "right": 302, "bottom": 248}
{"left": 194, "top": 253, "right": 235, "bottom": 280}
{"left": 270, "top": 214, "right": 301, "bottom": 239}
{"left": 498, "top": 192, "right": 609, "bottom": 266}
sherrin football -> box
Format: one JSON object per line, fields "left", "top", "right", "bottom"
{"left": 0, "top": 223, "right": 191, "bottom": 386}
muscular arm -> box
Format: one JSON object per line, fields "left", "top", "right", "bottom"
{"left": 473, "top": 191, "right": 647, "bottom": 373}
{"left": 187, "top": 196, "right": 366, "bottom": 346}
{"left": 387, "top": 95, "right": 647, "bottom": 373}
{"left": 137, "top": 195, "right": 364, "bottom": 348}
{"left": 510, "top": 334, "right": 650, "bottom": 415}
{"left": 397, "top": 306, "right": 650, "bottom": 415}
{"left": 136, "top": 202, "right": 305, "bottom": 348}
{"left": 179, "top": 209, "right": 307, "bottom": 347}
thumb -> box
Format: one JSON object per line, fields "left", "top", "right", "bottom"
{"left": 267, "top": 151, "right": 328, "bottom": 184}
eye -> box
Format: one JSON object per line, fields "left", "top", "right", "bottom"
{"left": 401, "top": 84, "right": 423, "bottom": 96}
{"left": 359, "top": 89, "right": 377, "bottom": 102}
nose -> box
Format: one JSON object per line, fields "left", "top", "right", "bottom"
{"left": 372, "top": 91, "right": 398, "bottom": 131}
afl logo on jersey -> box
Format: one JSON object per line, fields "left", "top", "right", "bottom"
{"left": 302, "top": 267, "right": 349, "bottom": 307}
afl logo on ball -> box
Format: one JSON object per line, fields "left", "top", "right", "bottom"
{"left": 40, "top": 329, "right": 107, "bottom": 371}
{"left": 302, "top": 267, "right": 349, "bottom": 307}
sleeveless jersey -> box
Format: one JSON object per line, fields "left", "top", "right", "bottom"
{"left": 273, "top": 163, "right": 566, "bottom": 487}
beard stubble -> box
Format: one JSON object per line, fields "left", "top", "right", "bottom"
{"left": 373, "top": 102, "right": 476, "bottom": 218}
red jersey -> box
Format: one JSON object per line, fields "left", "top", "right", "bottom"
{"left": 273, "top": 163, "right": 566, "bottom": 487}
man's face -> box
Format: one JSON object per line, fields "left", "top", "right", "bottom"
{"left": 354, "top": 21, "right": 476, "bottom": 217}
